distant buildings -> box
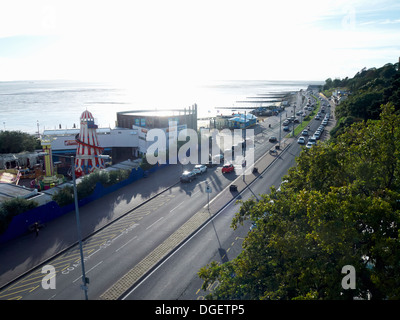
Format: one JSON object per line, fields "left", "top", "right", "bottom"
{"left": 43, "top": 105, "right": 198, "bottom": 161}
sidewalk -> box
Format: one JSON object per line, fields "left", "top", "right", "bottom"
{"left": 0, "top": 162, "right": 183, "bottom": 288}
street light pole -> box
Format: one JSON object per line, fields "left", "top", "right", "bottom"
{"left": 52, "top": 154, "right": 88, "bottom": 300}
{"left": 69, "top": 156, "right": 89, "bottom": 300}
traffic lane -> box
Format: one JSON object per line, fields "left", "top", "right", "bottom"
{"left": 122, "top": 194, "right": 251, "bottom": 300}
{"left": 123, "top": 140, "right": 302, "bottom": 300}
{"left": 50, "top": 167, "right": 249, "bottom": 300}
{"left": 8, "top": 164, "right": 246, "bottom": 300}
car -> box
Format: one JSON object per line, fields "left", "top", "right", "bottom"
{"left": 282, "top": 120, "right": 290, "bottom": 126}
{"left": 314, "top": 132, "right": 321, "bottom": 140}
{"left": 212, "top": 154, "right": 224, "bottom": 164}
{"left": 283, "top": 126, "right": 290, "bottom": 132}
{"left": 315, "top": 115, "right": 321, "bottom": 120}
{"left": 193, "top": 164, "right": 207, "bottom": 175}
{"left": 318, "top": 125, "right": 324, "bottom": 132}
{"left": 222, "top": 163, "right": 235, "bottom": 173}
{"left": 322, "top": 120, "right": 328, "bottom": 126}
{"left": 180, "top": 170, "right": 196, "bottom": 182}
{"left": 297, "top": 136, "right": 306, "bottom": 144}
{"left": 309, "top": 136, "right": 317, "bottom": 144}
{"left": 306, "top": 141, "right": 315, "bottom": 149}
{"left": 302, "top": 129, "right": 309, "bottom": 136}
{"left": 269, "top": 136, "right": 277, "bottom": 143}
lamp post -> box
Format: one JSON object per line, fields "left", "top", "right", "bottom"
{"left": 51, "top": 153, "right": 88, "bottom": 300}
{"left": 70, "top": 156, "right": 89, "bottom": 300}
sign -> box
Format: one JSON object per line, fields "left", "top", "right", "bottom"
{"left": 206, "top": 186, "right": 212, "bottom": 193}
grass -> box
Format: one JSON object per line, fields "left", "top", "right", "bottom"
{"left": 286, "top": 94, "right": 321, "bottom": 138}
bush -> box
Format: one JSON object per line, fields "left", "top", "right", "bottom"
{"left": 52, "top": 169, "right": 131, "bottom": 207}
{"left": 0, "top": 198, "right": 38, "bottom": 234}
{"left": 51, "top": 184, "right": 74, "bottom": 207}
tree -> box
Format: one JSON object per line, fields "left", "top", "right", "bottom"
{"left": 0, "top": 131, "right": 39, "bottom": 153}
{"left": 198, "top": 103, "right": 400, "bottom": 300}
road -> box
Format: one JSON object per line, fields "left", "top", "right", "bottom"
{"left": 123, "top": 135, "right": 301, "bottom": 300}
{"left": 123, "top": 91, "right": 331, "bottom": 300}
{"left": 0, "top": 91, "right": 329, "bottom": 300}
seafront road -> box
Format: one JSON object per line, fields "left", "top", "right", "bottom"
{"left": 0, "top": 91, "right": 333, "bottom": 300}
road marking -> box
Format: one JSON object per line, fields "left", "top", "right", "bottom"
{"left": 146, "top": 217, "right": 164, "bottom": 230}
{"left": 73, "top": 261, "right": 103, "bottom": 283}
{"left": 170, "top": 201, "right": 185, "bottom": 213}
{"left": 116, "top": 236, "right": 138, "bottom": 252}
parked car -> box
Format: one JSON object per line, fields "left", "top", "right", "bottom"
{"left": 314, "top": 132, "right": 321, "bottom": 140}
{"left": 297, "top": 136, "right": 306, "bottom": 144}
{"left": 222, "top": 163, "right": 235, "bottom": 173}
{"left": 302, "top": 129, "right": 309, "bottom": 136}
{"left": 193, "top": 164, "right": 207, "bottom": 175}
{"left": 309, "top": 136, "right": 317, "bottom": 144}
{"left": 269, "top": 136, "right": 277, "bottom": 143}
{"left": 180, "top": 170, "right": 196, "bottom": 182}
{"left": 306, "top": 141, "right": 315, "bottom": 149}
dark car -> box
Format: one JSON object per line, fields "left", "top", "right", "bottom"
{"left": 269, "top": 136, "right": 277, "bottom": 143}
{"left": 180, "top": 170, "right": 196, "bottom": 182}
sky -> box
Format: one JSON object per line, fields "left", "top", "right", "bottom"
{"left": 0, "top": 0, "right": 399, "bottom": 83}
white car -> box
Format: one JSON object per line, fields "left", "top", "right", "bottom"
{"left": 193, "top": 164, "right": 207, "bottom": 175}
{"left": 297, "top": 136, "right": 306, "bottom": 144}
{"left": 306, "top": 141, "right": 315, "bottom": 149}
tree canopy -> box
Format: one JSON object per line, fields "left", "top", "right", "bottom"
{"left": 0, "top": 130, "right": 40, "bottom": 154}
{"left": 198, "top": 103, "right": 400, "bottom": 300}
{"left": 326, "top": 62, "right": 400, "bottom": 139}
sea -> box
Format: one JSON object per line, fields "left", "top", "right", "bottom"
{"left": 0, "top": 80, "right": 322, "bottom": 134}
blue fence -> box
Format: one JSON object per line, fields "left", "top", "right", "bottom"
{"left": 0, "top": 164, "right": 168, "bottom": 244}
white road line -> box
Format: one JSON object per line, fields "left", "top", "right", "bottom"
{"left": 116, "top": 236, "right": 138, "bottom": 252}
{"left": 73, "top": 261, "right": 103, "bottom": 283}
{"left": 146, "top": 217, "right": 164, "bottom": 230}
{"left": 170, "top": 201, "right": 185, "bottom": 213}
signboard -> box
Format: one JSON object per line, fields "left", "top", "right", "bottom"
{"left": 206, "top": 186, "right": 212, "bottom": 193}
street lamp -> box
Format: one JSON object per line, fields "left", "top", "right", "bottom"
{"left": 52, "top": 154, "right": 89, "bottom": 300}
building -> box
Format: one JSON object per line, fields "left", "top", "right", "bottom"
{"left": 44, "top": 105, "right": 198, "bottom": 161}
{"left": 228, "top": 113, "right": 257, "bottom": 129}
{"left": 116, "top": 105, "right": 198, "bottom": 156}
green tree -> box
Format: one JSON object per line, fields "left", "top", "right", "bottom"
{"left": 198, "top": 103, "right": 400, "bottom": 300}
{"left": 0, "top": 131, "right": 39, "bottom": 153}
